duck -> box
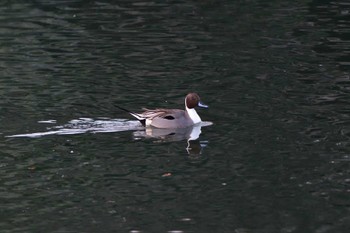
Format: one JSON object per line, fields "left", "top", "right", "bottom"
{"left": 116, "top": 93, "right": 208, "bottom": 128}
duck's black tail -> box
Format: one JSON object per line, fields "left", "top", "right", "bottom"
{"left": 114, "top": 104, "right": 146, "bottom": 127}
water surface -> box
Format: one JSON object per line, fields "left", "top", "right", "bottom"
{"left": 1, "top": 0, "right": 350, "bottom": 232}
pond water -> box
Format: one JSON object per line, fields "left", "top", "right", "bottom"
{"left": 1, "top": 0, "right": 350, "bottom": 232}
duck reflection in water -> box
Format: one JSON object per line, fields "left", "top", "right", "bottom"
{"left": 133, "top": 122, "right": 211, "bottom": 155}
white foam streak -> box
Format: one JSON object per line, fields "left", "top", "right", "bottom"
{"left": 6, "top": 118, "right": 144, "bottom": 138}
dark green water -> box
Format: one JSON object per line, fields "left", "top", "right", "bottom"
{"left": 1, "top": 0, "right": 350, "bottom": 232}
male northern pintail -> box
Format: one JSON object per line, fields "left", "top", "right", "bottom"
{"left": 116, "top": 93, "right": 208, "bottom": 128}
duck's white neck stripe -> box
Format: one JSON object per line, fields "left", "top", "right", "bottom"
{"left": 186, "top": 107, "right": 201, "bottom": 124}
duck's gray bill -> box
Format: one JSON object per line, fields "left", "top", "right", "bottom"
{"left": 198, "top": 102, "right": 209, "bottom": 108}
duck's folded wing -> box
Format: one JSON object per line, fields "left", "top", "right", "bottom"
{"left": 141, "top": 109, "right": 184, "bottom": 120}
